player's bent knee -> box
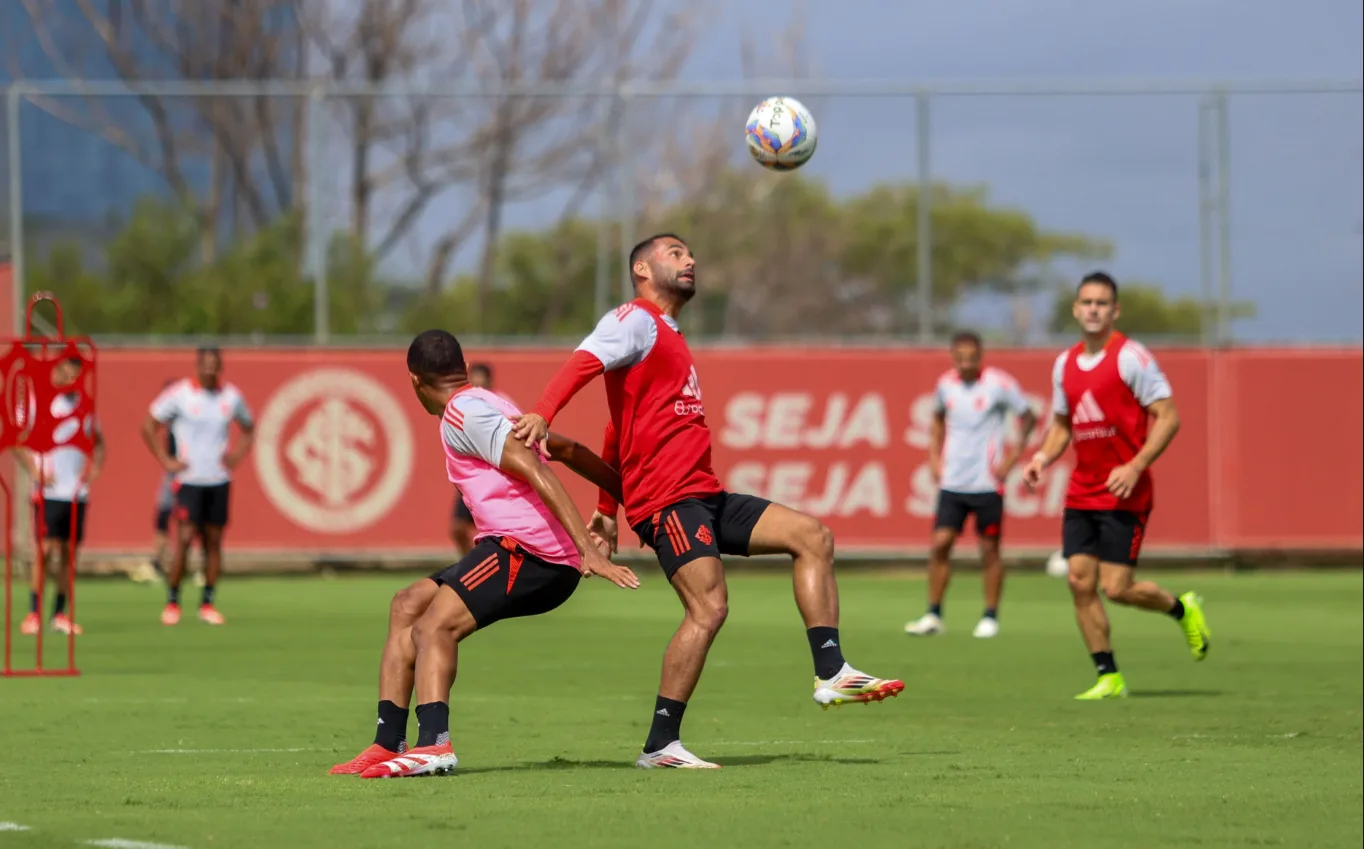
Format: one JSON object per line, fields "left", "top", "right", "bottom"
{"left": 1067, "top": 570, "right": 1097, "bottom": 598}
{"left": 685, "top": 594, "right": 728, "bottom": 635}
{"left": 793, "top": 517, "right": 834, "bottom": 563}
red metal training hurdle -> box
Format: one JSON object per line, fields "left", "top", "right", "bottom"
{"left": 2, "top": 292, "right": 98, "bottom": 677}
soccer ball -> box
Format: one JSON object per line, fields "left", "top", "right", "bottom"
{"left": 745, "top": 96, "right": 818, "bottom": 171}
{"left": 1045, "top": 550, "right": 1069, "bottom": 579}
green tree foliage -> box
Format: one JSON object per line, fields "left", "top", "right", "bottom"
{"left": 1048, "top": 282, "right": 1256, "bottom": 338}
{"left": 415, "top": 169, "right": 1113, "bottom": 339}
{"left": 28, "top": 199, "right": 384, "bottom": 337}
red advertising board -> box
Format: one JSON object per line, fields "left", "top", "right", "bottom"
{"left": 21, "top": 345, "right": 1363, "bottom": 557}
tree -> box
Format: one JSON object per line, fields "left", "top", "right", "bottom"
{"left": 1047, "top": 282, "right": 1256, "bottom": 339}
{"left": 12, "top": 0, "right": 308, "bottom": 261}
{"left": 27, "top": 198, "right": 383, "bottom": 337}
{"left": 303, "top": 0, "right": 705, "bottom": 299}
{"left": 412, "top": 169, "right": 1115, "bottom": 339}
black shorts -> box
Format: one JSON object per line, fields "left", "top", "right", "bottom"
{"left": 1062, "top": 508, "right": 1150, "bottom": 567}
{"left": 155, "top": 508, "right": 172, "bottom": 534}
{"left": 631, "top": 492, "right": 772, "bottom": 580}
{"left": 176, "top": 482, "right": 231, "bottom": 529}
{"left": 37, "top": 499, "right": 87, "bottom": 544}
{"left": 429, "top": 536, "right": 580, "bottom": 629}
{"left": 934, "top": 490, "right": 1004, "bottom": 538}
{"left": 452, "top": 494, "right": 474, "bottom": 524}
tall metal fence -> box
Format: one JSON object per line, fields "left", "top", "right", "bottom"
{"left": 5, "top": 78, "right": 1362, "bottom": 347}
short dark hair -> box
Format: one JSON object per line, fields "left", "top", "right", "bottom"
{"left": 196, "top": 345, "right": 221, "bottom": 362}
{"left": 950, "top": 330, "right": 982, "bottom": 349}
{"left": 407, "top": 329, "right": 466, "bottom": 380}
{"left": 1078, "top": 271, "right": 1119, "bottom": 299}
{"left": 628, "top": 233, "right": 686, "bottom": 281}
{"left": 469, "top": 362, "right": 493, "bottom": 382}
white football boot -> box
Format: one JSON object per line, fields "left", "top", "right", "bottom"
{"left": 903, "top": 613, "right": 944, "bottom": 636}
{"left": 972, "top": 617, "right": 1000, "bottom": 639}
{"left": 636, "top": 740, "right": 720, "bottom": 769}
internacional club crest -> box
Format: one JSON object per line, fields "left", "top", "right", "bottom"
{"left": 254, "top": 368, "right": 414, "bottom": 534}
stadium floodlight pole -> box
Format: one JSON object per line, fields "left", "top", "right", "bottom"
{"left": 1197, "top": 97, "right": 1216, "bottom": 346}
{"left": 306, "top": 87, "right": 329, "bottom": 344}
{"left": 1214, "top": 91, "right": 1233, "bottom": 347}
{"left": 7, "top": 85, "right": 32, "bottom": 557}
{"left": 616, "top": 87, "right": 636, "bottom": 304}
{"left": 915, "top": 91, "right": 933, "bottom": 344}
{"left": 7, "top": 85, "right": 23, "bottom": 338}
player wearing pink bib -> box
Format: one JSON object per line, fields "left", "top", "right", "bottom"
{"left": 331, "top": 330, "right": 638, "bottom": 779}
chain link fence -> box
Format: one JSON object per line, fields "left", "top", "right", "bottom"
{"left": 5, "top": 78, "right": 1361, "bottom": 347}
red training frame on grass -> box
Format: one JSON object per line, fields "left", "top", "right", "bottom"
{"left": 1, "top": 292, "right": 98, "bottom": 678}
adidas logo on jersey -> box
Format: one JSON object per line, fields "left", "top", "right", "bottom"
{"left": 674, "top": 366, "right": 705, "bottom": 416}
{"left": 681, "top": 366, "right": 702, "bottom": 400}
{"left": 1071, "top": 390, "right": 1105, "bottom": 424}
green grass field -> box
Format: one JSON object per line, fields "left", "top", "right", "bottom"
{"left": 1, "top": 570, "right": 1361, "bottom": 849}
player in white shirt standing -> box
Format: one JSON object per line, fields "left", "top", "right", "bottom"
{"left": 141, "top": 347, "right": 255, "bottom": 626}
{"left": 17, "top": 356, "right": 105, "bottom": 636}
{"left": 905, "top": 332, "right": 1036, "bottom": 639}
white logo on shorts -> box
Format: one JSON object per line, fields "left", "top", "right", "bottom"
{"left": 254, "top": 368, "right": 414, "bottom": 534}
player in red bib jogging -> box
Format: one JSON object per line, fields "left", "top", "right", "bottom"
{"left": 1023, "top": 272, "right": 1211, "bottom": 700}
{"left": 512, "top": 234, "right": 903, "bottom": 769}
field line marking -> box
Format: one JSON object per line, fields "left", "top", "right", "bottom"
{"left": 85, "top": 840, "right": 188, "bottom": 849}
{"left": 0, "top": 822, "right": 32, "bottom": 832}
{"left": 706, "top": 739, "right": 877, "bottom": 746}
{"left": 141, "top": 748, "right": 317, "bottom": 754}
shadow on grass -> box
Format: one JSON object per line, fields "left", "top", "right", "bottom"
{"left": 457, "top": 752, "right": 883, "bottom": 774}
{"left": 1128, "top": 689, "right": 1225, "bottom": 699}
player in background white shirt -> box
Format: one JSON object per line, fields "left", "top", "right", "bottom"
{"left": 141, "top": 347, "right": 255, "bottom": 626}
{"left": 15, "top": 357, "right": 105, "bottom": 636}
{"left": 905, "top": 332, "right": 1035, "bottom": 639}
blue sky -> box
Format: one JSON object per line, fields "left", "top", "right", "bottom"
{"left": 393, "top": 0, "right": 1361, "bottom": 341}
{"left": 7, "top": 0, "right": 1361, "bottom": 341}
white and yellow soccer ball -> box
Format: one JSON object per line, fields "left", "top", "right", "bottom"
{"left": 1046, "top": 550, "right": 1070, "bottom": 579}
{"left": 744, "top": 96, "right": 818, "bottom": 171}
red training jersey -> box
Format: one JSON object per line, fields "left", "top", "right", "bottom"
{"left": 533, "top": 298, "right": 722, "bottom": 528}
{"left": 1051, "top": 332, "right": 1173, "bottom": 512}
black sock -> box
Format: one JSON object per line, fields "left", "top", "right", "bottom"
{"left": 983, "top": 608, "right": 997, "bottom": 621}
{"left": 414, "top": 702, "right": 450, "bottom": 748}
{"left": 374, "top": 700, "right": 409, "bottom": 752}
{"left": 1168, "top": 598, "right": 1185, "bottom": 621}
{"left": 1091, "top": 651, "right": 1118, "bottom": 676}
{"left": 168, "top": 585, "right": 180, "bottom": 606}
{"left": 29, "top": 591, "right": 39, "bottom": 614}
{"left": 807, "top": 627, "right": 846, "bottom": 680}
{"left": 202, "top": 585, "right": 216, "bottom": 607}
{"left": 643, "top": 695, "right": 687, "bottom": 753}
{"left": 929, "top": 603, "right": 942, "bottom": 617}
{"left": 53, "top": 593, "right": 67, "bottom": 616}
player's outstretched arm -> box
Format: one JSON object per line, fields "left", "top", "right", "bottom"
{"left": 512, "top": 351, "right": 605, "bottom": 448}
{"left": 1024, "top": 414, "right": 1072, "bottom": 491}
{"left": 497, "top": 438, "right": 639, "bottom": 589}
{"left": 544, "top": 432, "right": 623, "bottom": 504}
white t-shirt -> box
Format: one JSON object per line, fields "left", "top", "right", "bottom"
{"left": 1050, "top": 340, "right": 1173, "bottom": 416}
{"left": 934, "top": 368, "right": 1033, "bottom": 494}
{"left": 36, "top": 393, "right": 101, "bottom": 503}
{"left": 149, "top": 379, "right": 254, "bottom": 486}
{"left": 576, "top": 303, "right": 677, "bottom": 370}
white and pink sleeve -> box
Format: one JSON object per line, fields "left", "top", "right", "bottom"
{"left": 149, "top": 382, "right": 185, "bottom": 423}
{"left": 1118, "top": 341, "right": 1173, "bottom": 407}
{"left": 1050, "top": 352, "right": 1070, "bottom": 417}
{"left": 576, "top": 305, "right": 658, "bottom": 371}
{"left": 442, "top": 397, "right": 513, "bottom": 466}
